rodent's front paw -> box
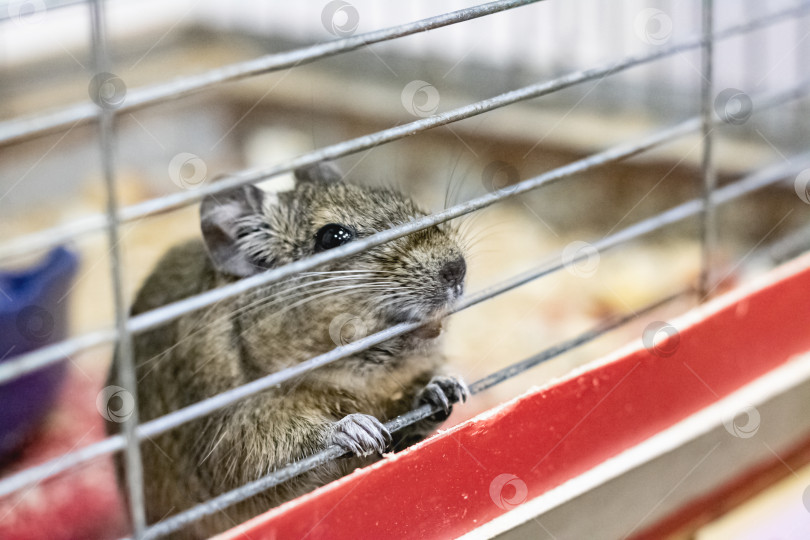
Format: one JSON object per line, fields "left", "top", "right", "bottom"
{"left": 329, "top": 413, "right": 391, "bottom": 457}
{"left": 416, "top": 375, "right": 469, "bottom": 420}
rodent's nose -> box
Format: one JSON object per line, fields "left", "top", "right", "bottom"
{"left": 439, "top": 257, "right": 466, "bottom": 291}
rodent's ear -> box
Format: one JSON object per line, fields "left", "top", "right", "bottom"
{"left": 200, "top": 183, "right": 269, "bottom": 278}
{"left": 294, "top": 161, "right": 343, "bottom": 185}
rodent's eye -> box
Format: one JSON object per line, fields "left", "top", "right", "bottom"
{"left": 314, "top": 223, "right": 355, "bottom": 251}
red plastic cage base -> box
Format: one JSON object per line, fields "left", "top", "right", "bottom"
{"left": 220, "top": 253, "right": 810, "bottom": 540}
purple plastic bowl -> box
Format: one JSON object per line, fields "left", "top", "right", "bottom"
{"left": 0, "top": 247, "right": 78, "bottom": 461}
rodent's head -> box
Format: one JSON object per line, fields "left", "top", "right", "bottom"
{"left": 200, "top": 163, "right": 466, "bottom": 330}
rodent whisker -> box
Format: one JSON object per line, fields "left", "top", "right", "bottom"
{"left": 239, "top": 285, "right": 384, "bottom": 326}
{"left": 443, "top": 147, "right": 473, "bottom": 211}
{"left": 234, "top": 276, "right": 370, "bottom": 311}
{"left": 460, "top": 225, "right": 509, "bottom": 256}
{"left": 298, "top": 270, "right": 407, "bottom": 280}
{"left": 234, "top": 281, "right": 382, "bottom": 320}
{"left": 115, "top": 163, "right": 472, "bottom": 533}
{"left": 456, "top": 206, "right": 491, "bottom": 240}
{"left": 134, "top": 274, "right": 386, "bottom": 372}
{"left": 246, "top": 273, "right": 385, "bottom": 301}
{"left": 238, "top": 281, "right": 408, "bottom": 321}
{"left": 137, "top": 275, "right": 416, "bottom": 373}
{"left": 300, "top": 270, "right": 399, "bottom": 276}
{"left": 458, "top": 211, "right": 507, "bottom": 247}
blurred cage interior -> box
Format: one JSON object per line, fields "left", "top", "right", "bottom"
{"left": 1, "top": 0, "right": 810, "bottom": 538}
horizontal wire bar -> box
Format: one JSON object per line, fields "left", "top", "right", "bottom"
{"left": 0, "top": 0, "right": 541, "bottom": 147}
{"left": 5, "top": 66, "right": 810, "bottom": 395}
{"left": 467, "top": 292, "right": 691, "bottom": 394}
{"left": 2, "top": 2, "right": 808, "bottom": 263}
{"left": 133, "top": 152, "right": 810, "bottom": 538}
{"left": 138, "top": 287, "right": 692, "bottom": 539}
{"left": 6, "top": 71, "right": 810, "bottom": 390}
{"left": 1, "top": 1, "right": 807, "bottom": 502}
{"left": 0, "top": 0, "right": 806, "bottom": 533}
{"left": 0, "top": 213, "right": 111, "bottom": 263}
{"left": 2, "top": 148, "right": 807, "bottom": 501}
{"left": 0, "top": 328, "right": 116, "bottom": 383}
{"left": 0, "top": 117, "right": 701, "bottom": 386}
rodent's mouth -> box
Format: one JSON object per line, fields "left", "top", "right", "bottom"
{"left": 389, "top": 313, "right": 444, "bottom": 340}
{"left": 410, "top": 319, "right": 444, "bottom": 339}
{"left": 379, "top": 276, "right": 464, "bottom": 340}
{"left": 387, "top": 301, "right": 455, "bottom": 340}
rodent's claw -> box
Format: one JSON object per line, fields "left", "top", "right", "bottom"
{"left": 417, "top": 375, "right": 469, "bottom": 419}
{"left": 329, "top": 413, "right": 391, "bottom": 457}
{"left": 451, "top": 377, "right": 471, "bottom": 403}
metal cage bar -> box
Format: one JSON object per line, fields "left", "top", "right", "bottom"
{"left": 0, "top": 117, "right": 700, "bottom": 497}
{"left": 0, "top": 0, "right": 543, "bottom": 146}
{"left": 0, "top": 1, "right": 807, "bottom": 262}
{"left": 140, "top": 289, "right": 691, "bottom": 539}
{"left": 1, "top": 144, "right": 808, "bottom": 502}
{"left": 3, "top": 76, "right": 809, "bottom": 389}
{"left": 139, "top": 145, "right": 810, "bottom": 536}
{"left": 0, "top": 2, "right": 808, "bottom": 539}
{"left": 137, "top": 150, "right": 810, "bottom": 538}
{"left": 698, "top": 0, "right": 716, "bottom": 299}
{"left": 88, "top": 0, "right": 148, "bottom": 536}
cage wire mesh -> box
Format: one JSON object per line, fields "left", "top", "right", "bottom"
{"left": 1, "top": 0, "right": 810, "bottom": 538}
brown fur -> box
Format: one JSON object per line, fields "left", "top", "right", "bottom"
{"left": 106, "top": 165, "right": 467, "bottom": 538}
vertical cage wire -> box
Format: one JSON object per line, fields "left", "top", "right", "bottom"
{"left": 0, "top": 12, "right": 810, "bottom": 509}
{"left": 135, "top": 145, "right": 810, "bottom": 537}
{"left": 1, "top": 1, "right": 809, "bottom": 538}
{"left": 699, "top": 0, "right": 716, "bottom": 299}
{"left": 0, "top": 2, "right": 805, "bottom": 267}
{"left": 88, "top": 0, "right": 147, "bottom": 536}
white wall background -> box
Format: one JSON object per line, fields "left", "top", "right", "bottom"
{"left": 0, "top": 0, "right": 807, "bottom": 99}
